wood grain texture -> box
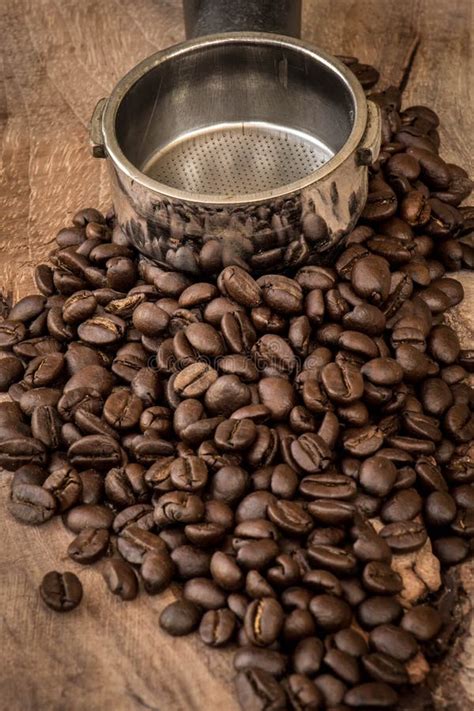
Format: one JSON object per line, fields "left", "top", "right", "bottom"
{"left": 0, "top": 1, "right": 473, "bottom": 709}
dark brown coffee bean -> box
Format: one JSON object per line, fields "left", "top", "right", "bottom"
{"left": 105, "top": 463, "right": 147, "bottom": 507}
{"left": 401, "top": 604, "right": 442, "bottom": 641}
{"left": 64, "top": 504, "right": 114, "bottom": 532}
{"left": 0, "top": 355, "right": 24, "bottom": 391}
{"left": 218, "top": 265, "right": 262, "bottom": 307}
{"left": 210, "top": 551, "right": 244, "bottom": 591}
{"left": 313, "top": 673, "right": 347, "bottom": 707}
{"left": 343, "top": 426, "right": 384, "bottom": 457}
{"left": 369, "top": 624, "right": 418, "bottom": 662}
{"left": 308, "top": 500, "right": 355, "bottom": 526}
{"left": 358, "top": 596, "right": 402, "bottom": 628}
{"left": 139, "top": 549, "right": 175, "bottom": 594}
{"left": 43, "top": 466, "right": 82, "bottom": 511}
{"left": 362, "top": 562, "right": 402, "bottom": 595}
{"left": 351, "top": 256, "right": 390, "bottom": 305}
{"left": 309, "top": 595, "right": 352, "bottom": 631}
{"left": 361, "top": 358, "right": 403, "bottom": 386}
{"left": 323, "top": 648, "right": 360, "bottom": 685}
{"left": 103, "top": 558, "right": 138, "bottom": 600}
{"left": 183, "top": 577, "right": 226, "bottom": 610}
{"left": 432, "top": 536, "right": 469, "bottom": 565}
{"left": 234, "top": 646, "right": 287, "bottom": 677}
{"left": 68, "top": 434, "right": 123, "bottom": 470}
{"left": 379, "top": 521, "right": 427, "bottom": 552}
{"left": 103, "top": 390, "right": 143, "bottom": 430}
{"left": 214, "top": 418, "right": 257, "bottom": 451}
{"left": 244, "top": 597, "right": 285, "bottom": 646}
{"left": 258, "top": 274, "right": 303, "bottom": 314}
{"left": 358, "top": 457, "right": 397, "bottom": 497}
{"left": 235, "top": 668, "right": 287, "bottom": 711}
{"left": 344, "top": 681, "right": 398, "bottom": 707}
{"left": 267, "top": 500, "right": 313, "bottom": 536}
{"left": 308, "top": 546, "right": 357, "bottom": 575}
{"left": 11, "top": 464, "right": 48, "bottom": 489}
{"left": 167, "top": 456, "right": 207, "bottom": 492}
{"left": 8, "top": 483, "right": 56, "bottom": 525}
{"left": 154, "top": 491, "right": 205, "bottom": 526}
{"left": 199, "top": 608, "right": 236, "bottom": 647}
{"left": 40, "top": 571, "right": 82, "bottom": 612}
{"left": 300, "top": 473, "right": 357, "bottom": 501}
{"left": 380, "top": 489, "right": 422, "bottom": 523}
{"left": 286, "top": 673, "right": 324, "bottom": 709}
{"left": 424, "top": 490, "right": 457, "bottom": 527}
{"left": 290, "top": 433, "right": 332, "bottom": 474}
{"left": 159, "top": 598, "right": 201, "bottom": 635}
{"left": 68, "top": 527, "right": 110, "bottom": 564}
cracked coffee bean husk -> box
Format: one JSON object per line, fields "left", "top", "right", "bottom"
{"left": 1, "top": 61, "right": 474, "bottom": 710}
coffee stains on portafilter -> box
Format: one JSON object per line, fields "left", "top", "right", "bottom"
{"left": 1, "top": 63, "right": 473, "bottom": 710}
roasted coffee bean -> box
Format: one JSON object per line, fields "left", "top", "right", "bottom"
{"left": 210, "top": 551, "right": 244, "bottom": 591}
{"left": 424, "top": 490, "right": 457, "bottom": 526}
{"left": 309, "top": 595, "right": 352, "bottom": 631}
{"left": 234, "top": 646, "right": 287, "bottom": 677}
{"left": 267, "top": 500, "right": 313, "bottom": 535}
{"left": 64, "top": 504, "right": 114, "bottom": 533}
{"left": 68, "top": 434, "right": 123, "bottom": 470}
{"left": 30, "top": 403, "right": 62, "bottom": 447}
{"left": 215, "top": 418, "right": 257, "bottom": 451}
{"left": 380, "top": 488, "right": 422, "bottom": 523}
{"left": 103, "top": 558, "right": 138, "bottom": 600}
{"left": 11, "top": 464, "right": 48, "bottom": 489}
{"left": 140, "top": 550, "right": 175, "bottom": 594}
{"left": 40, "top": 571, "right": 82, "bottom": 612}
{"left": 401, "top": 605, "right": 442, "bottom": 641}
{"left": 43, "top": 466, "right": 82, "bottom": 511}
{"left": 379, "top": 521, "right": 427, "bottom": 552}
{"left": 105, "top": 464, "right": 147, "bottom": 507}
{"left": 112, "top": 503, "right": 154, "bottom": 533}
{"left": 154, "top": 491, "right": 205, "bottom": 526}
{"left": 362, "top": 562, "right": 403, "bottom": 595}
{"left": 160, "top": 599, "right": 203, "bottom": 636}
{"left": 258, "top": 275, "right": 303, "bottom": 314}
{"left": 369, "top": 624, "right": 418, "bottom": 662}
{"left": 290, "top": 433, "right": 332, "bottom": 474}
{"left": 183, "top": 577, "right": 226, "bottom": 610}
{"left": 169, "top": 456, "right": 208, "bottom": 491}
{"left": 68, "top": 527, "right": 110, "bottom": 564}
{"left": 343, "top": 426, "right": 384, "bottom": 457}
{"left": 359, "top": 457, "right": 397, "bottom": 497}
{"left": 199, "top": 608, "right": 236, "bottom": 647}
{"left": 344, "top": 681, "right": 398, "bottom": 707}
{"left": 244, "top": 597, "right": 285, "bottom": 646}
{"left": 308, "top": 546, "right": 357, "bottom": 575}
{"left": 432, "top": 536, "right": 469, "bottom": 565}
{"left": 103, "top": 390, "right": 143, "bottom": 430}
{"left": 292, "top": 637, "right": 324, "bottom": 676}
{"left": 8, "top": 483, "right": 56, "bottom": 525}
{"left": 358, "top": 596, "right": 403, "bottom": 628}
{"left": 235, "top": 668, "right": 287, "bottom": 711}
{"left": 323, "top": 648, "right": 360, "bottom": 685}
{"left": 0, "top": 354, "right": 24, "bottom": 391}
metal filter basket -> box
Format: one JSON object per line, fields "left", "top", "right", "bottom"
{"left": 91, "top": 0, "right": 381, "bottom": 274}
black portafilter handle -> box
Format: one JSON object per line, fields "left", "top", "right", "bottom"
{"left": 183, "top": 0, "right": 302, "bottom": 38}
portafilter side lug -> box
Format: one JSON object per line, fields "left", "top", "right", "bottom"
{"left": 90, "top": 97, "right": 108, "bottom": 159}
{"left": 356, "top": 100, "right": 382, "bottom": 167}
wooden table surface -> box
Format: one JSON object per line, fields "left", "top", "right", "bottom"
{"left": 0, "top": 1, "right": 473, "bottom": 709}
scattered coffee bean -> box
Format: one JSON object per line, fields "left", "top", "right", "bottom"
{"left": 39, "top": 570, "right": 83, "bottom": 612}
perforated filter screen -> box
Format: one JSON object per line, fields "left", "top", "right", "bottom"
{"left": 142, "top": 122, "right": 334, "bottom": 197}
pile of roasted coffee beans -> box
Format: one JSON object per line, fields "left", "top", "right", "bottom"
{"left": 1, "top": 70, "right": 473, "bottom": 710}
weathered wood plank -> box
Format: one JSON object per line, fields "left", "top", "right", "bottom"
{"left": 0, "top": 1, "right": 472, "bottom": 709}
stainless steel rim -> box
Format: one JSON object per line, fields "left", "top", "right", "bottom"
{"left": 102, "top": 32, "right": 368, "bottom": 207}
